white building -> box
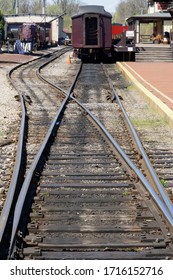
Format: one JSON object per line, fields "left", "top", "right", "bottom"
{"left": 4, "top": 14, "right": 65, "bottom": 46}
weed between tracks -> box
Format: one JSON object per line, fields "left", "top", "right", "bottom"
{"left": 130, "top": 117, "right": 166, "bottom": 128}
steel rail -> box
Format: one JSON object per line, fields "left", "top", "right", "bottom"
{"left": 6, "top": 60, "right": 173, "bottom": 259}
{"left": 38, "top": 47, "right": 72, "bottom": 71}
{"left": 103, "top": 65, "right": 173, "bottom": 218}
{"left": 8, "top": 62, "right": 82, "bottom": 258}
{"left": 36, "top": 69, "right": 68, "bottom": 97}
{"left": 0, "top": 53, "right": 41, "bottom": 243}
{"left": 0, "top": 48, "right": 70, "bottom": 248}
{"left": 0, "top": 94, "right": 25, "bottom": 243}
{"left": 70, "top": 95, "right": 173, "bottom": 227}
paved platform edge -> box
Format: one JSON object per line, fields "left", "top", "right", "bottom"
{"left": 116, "top": 62, "right": 173, "bottom": 128}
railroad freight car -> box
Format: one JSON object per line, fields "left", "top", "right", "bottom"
{"left": 111, "top": 23, "right": 136, "bottom": 61}
{"left": 72, "top": 5, "right": 112, "bottom": 61}
{"left": 19, "top": 23, "right": 38, "bottom": 51}
{"left": 19, "top": 23, "right": 47, "bottom": 52}
{"left": 112, "top": 23, "right": 128, "bottom": 42}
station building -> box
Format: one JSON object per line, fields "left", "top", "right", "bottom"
{"left": 127, "top": 1, "right": 173, "bottom": 44}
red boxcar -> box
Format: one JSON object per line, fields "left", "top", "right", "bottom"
{"left": 20, "top": 23, "right": 38, "bottom": 42}
{"left": 112, "top": 23, "right": 128, "bottom": 39}
{"left": 72, "top": 5, "right": 112, "bottom": 61}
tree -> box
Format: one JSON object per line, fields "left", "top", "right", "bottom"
{"left": 0, "top": 9, "right": 5, "bottom": 40}
{"left": 0, "top": 0, "right": 80, "bottom": 33}
{"left": 0, "top": 0, "right": 15, "bottom": 14}
{"left": 0, "top": 0, "right": 80, "bottom": 15}
{"left": 47, "top": 0, "right": 80, "bottom": 30}
{"left": 113, "top": 0, "right": 147, "bottom": 24}
{"left": 50, "top": 0, "right": 80, "bottom": 14}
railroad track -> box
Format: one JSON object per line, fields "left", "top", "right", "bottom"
{"left": 0, "top": 47, "right": 73, "bottom": 257}
{"left": 0, "top": 50, "right": 172, "bottom": 260}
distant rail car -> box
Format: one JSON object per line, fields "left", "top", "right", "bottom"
{"left": 6, "top": 18, "right": 61, "bottom": 53}
{"left": 19, "top": 23, "right": 48, "bottom": 52}
{"left": 72, "top": 5, "right": 112, "bottom": 61}
{"left": 112, "top": 23, "right": 136, "bottom": 61}
{"left": 112, "top": 23, "right": 128, "bottom": 39}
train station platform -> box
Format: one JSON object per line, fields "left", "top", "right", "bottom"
{"left": 117, "top": 62, "right": 173, "bottom": 127}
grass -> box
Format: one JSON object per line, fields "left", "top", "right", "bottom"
{"left": 122, "top": 191, "right": 130, "bottom": 196}
{"left": 160, "top": 179, "right": 167, "bottom": 188}
{"left": 130, "top": 117, "right": 166, "bottom": 128}
{"left": 0, "top": 131, "right": 5, "bottom": 139}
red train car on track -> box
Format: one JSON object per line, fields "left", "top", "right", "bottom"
{"left": 112, "top": 23, "right": 128, "bottom": 39}
{"left": 72, "top": 5, "right": 112, "bottom": 61}
{"left": 19, "top": 23, "right": 47, "bottom": 51}
{"left": 112, "top": 23, "right": 136, "bottom": 61}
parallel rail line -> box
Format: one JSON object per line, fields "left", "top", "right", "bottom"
{"left": 0, "top": 47, "right": 71, "bottom": 257}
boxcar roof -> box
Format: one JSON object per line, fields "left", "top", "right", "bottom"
{"left": 72, "top": 5, "right": 112, "bottom": 19}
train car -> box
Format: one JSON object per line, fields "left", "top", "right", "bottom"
{"left": 111, "top": 23, "right": 136, "bottom": 61}
{"left": 72, "top": 5, "right": 112, "bottom": 61}
{"left": 112, "top": 23, "right": 128, "bottom": 42}
{"left": 37, "top": 26, "right": 47, "bottom": 48}
{"left": 18, "top": 23, "right": 48, "bottom": 52}
{"left": 19, "top": 23, "right": 39, "bottom": 51}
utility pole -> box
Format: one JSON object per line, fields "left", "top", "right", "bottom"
{"left": 42, "top": 0, "right": 46, "bottom": 15}
{"left": 16, "top": 0, "right": 19, "bottom": 15}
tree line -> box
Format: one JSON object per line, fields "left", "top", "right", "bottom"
{"left": 0, "top": 0, "right": 148, "bottom": 34}
{"left": 0, "top": 0, "right": 80, "bottom": 15}
{"left": 0, "top": 0, "right": 147, "bottom": 17}
{"left": 113, "top": 0, "right": 148, "bottom": 23}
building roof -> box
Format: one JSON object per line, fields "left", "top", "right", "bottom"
{"left": 127, "top": 12, "right": 171, "bottom": 24}
{"left": 4, "top": 14, "right": 63, "bottom": 24}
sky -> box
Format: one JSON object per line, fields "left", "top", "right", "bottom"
{"left": 80, "top": 0, "right": 121, "bottom": 14}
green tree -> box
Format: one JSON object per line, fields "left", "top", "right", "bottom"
{"left": 113, "top": 0, "right": 147, "bottom": 24}
{"left": 47, "top": 0, "right": 80, "bottom": 30}
{"left": 0, "top": 0, "right": 15, "bottom": 14}
{"left": 50, "top": 0, "right": 80, "bottom": 14}
{"left": 0, "top": 10, "right": 5, "bottom": 39}
{"left": 0, "top": 0, "right": 80, "bottom": 15}
{"left": 0, "top": 0, "right": 80, "bottom": 32}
